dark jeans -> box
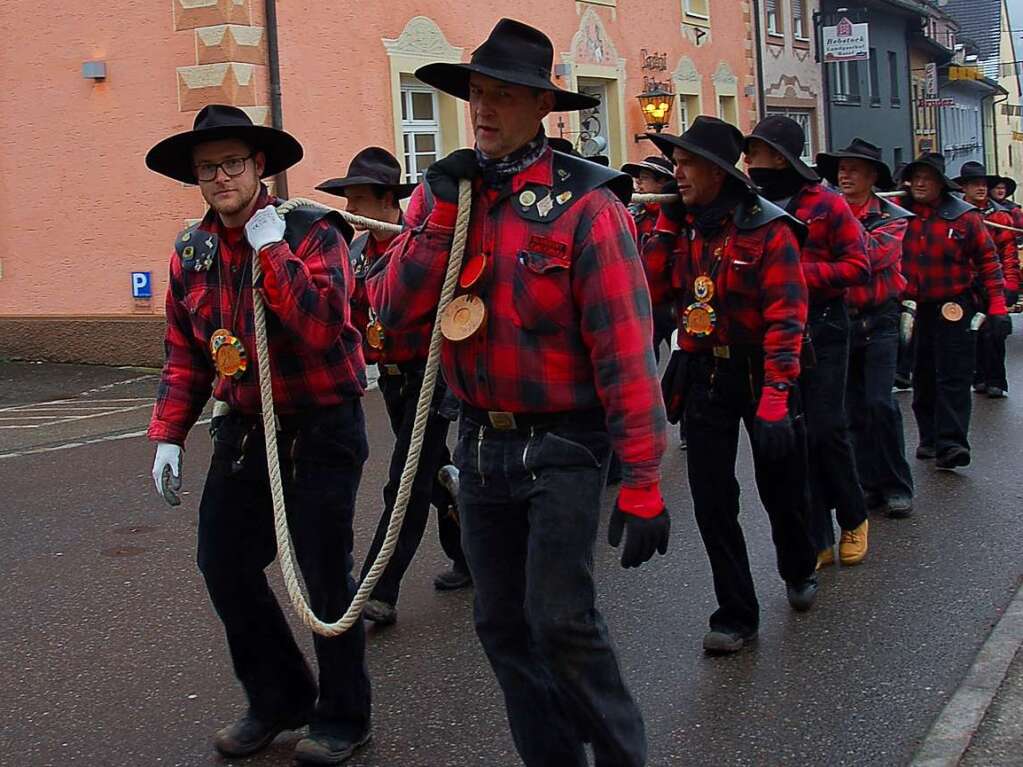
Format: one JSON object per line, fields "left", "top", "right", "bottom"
{"left": 197, "top": 402, "right": 371, "bottom": 738}
{"left": 800, "top": 298, "right": 867, "bottom": 550}
{"left": 975, "top": 321, "right": 1009, "bottom": 391}
{"left": 912, "top": 295, "right": 977, "bottom": 455}
{"left": 847, "top": 301, "right": 914, "bottom": 501}
{"left": 361, "top": 366, "right": 465, "bottom": 607}
{"left": 456, "top": 413, "right": 646, "bottom": 767}
{"left": 685, "top": 352, "right": 816, "bottom": 637}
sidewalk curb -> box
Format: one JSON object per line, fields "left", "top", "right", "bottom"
{"left": 910, "top": 581, "right": 1023, "bottom": 767}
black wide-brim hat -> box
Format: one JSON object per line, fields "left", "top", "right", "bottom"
{"left": 645, "top": 116, "right": 755, "bottom": 191}
{"left": 744, "top": 115, "right": 819, "bottom": 181}
{"left": 816, "top": 138, "right": 894, "bottom": 191}
{"left": 415, "top": 18, "right": 598, "bottom": 112}
{"left": 316, "top": 146, "right": 416, "bottom": 199}
{"left": 991, "top": 175, "right": 1018, "bottom": 197}
{"left": 622, "top": 155, "right": 675, "bottom": 180}
{"left": 902, "top": 152, "right": 961, "bottom": 191}
{"left": 145, "top": 104, "right": 303, "bottom": 185}
{"left": 953, "top": 161, "right": 1000, "bottom": 187}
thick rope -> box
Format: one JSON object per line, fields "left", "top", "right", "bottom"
{"left": 250, "top": 179, "right": 472, "bottom": 637}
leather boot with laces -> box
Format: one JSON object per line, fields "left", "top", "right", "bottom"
{"left": 839, "top": 520, "right": 869, "bottom": 566}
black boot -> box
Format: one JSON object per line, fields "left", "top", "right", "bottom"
{"left": 213, "top": 709, "right": 311, "bottom": 758}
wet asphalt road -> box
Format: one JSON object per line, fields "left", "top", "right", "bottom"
{"left": 1, "top": 341, "right": 1022, "bottom": 767}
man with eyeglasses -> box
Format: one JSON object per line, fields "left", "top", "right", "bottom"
{"left": 145, "top": 105, "right": 373, "bottom": 765}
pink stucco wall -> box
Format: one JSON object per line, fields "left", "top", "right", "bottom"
{"left": 0, "top": 1, "right": 755, "bottom": 319}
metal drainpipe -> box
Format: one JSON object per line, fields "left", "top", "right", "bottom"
{"left": 991, "top": 92, "right": 1009, "bottom": 175}
{"left": 751, "top": 0, "right": 767, "bottom": 120}
{"left": 264, "top": 0, "right": 288, "bottom": 198}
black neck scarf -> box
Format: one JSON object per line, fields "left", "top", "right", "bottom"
{"left": 476, "top": 128, "right": 549, "bottom": 188}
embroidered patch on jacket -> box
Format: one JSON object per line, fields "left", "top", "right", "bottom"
{"left": 527, "top": 235, "right": 569, "bottom": 266}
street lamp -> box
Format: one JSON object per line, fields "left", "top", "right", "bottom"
{"left": 634, "top": 86, "right": 676, "bottom": 142}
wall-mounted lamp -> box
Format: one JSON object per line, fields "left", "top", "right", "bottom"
{"left": 82, "top": 61, "right": 107, "bottom": 81}
{"left": 633, "top": 86, "right": 676, "bottom": 142}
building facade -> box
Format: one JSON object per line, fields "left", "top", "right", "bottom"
{"left": 0, "top": 0, "right": 758, "bottom": 364}
{"left": 759, "top": 0, "right": 827, "bottom": 165}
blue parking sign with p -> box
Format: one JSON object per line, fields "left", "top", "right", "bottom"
{"left": 131, "top": 271, "right": 153, "bottom": 299}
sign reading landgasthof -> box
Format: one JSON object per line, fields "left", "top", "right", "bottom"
{"left": 822, "top": 17, "right": 870, "bottom": 63}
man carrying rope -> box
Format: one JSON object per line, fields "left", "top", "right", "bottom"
{"left": 369, "top": 19, "right": 668, "bottom": 767}
{"left": 145, "top": 105, "right": 372, "bottom": 765}
{"left": 317, "top": 147, "right": 470, "bottom": 627}
{"left": 901, "top": 153, "right": 1008, "bottom": 470}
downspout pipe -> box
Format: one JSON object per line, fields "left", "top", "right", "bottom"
{"left": 264, "top": 0, "right": 288, "bottom": 198}
{"left": 751, "top": 0, "right": 767, "bottom": 120}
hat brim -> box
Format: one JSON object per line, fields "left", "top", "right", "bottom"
{"left": 146, "top": 124, "right": 303, "bottom": 185}
{"left": 815, "top": 151, "right": 894, "bottom": 191}
{"left": 996, "top": 176, "right": 1018, "bottom": 196}
{"left": 902, "top": 161, "right": 962, "bottom": 191}
{"left": 414, "top": 62, "right": 598, "bottom": 112}
{"left": 953, "top": 173, "right": 1001, "bottom": 187}
{"left": 644, "top": 133, "right": 755, "bottom": 191}
{"left": 622, "top": 161, "right": 674, "bottom": 180}
{"left": 743, "top": 135, "right": 819, "bottom": 182}
{"left": 315, "top": 175, "right": 417, "bottom": 199}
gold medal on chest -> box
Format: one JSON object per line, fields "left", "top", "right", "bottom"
{"left": 941, "top": 302, "right": 964, "bottom": 322}
{"left": 366, "top": 319, "right": 386, "bottom": 350}
{"left": 210, "top": 328, "right": 248, "bottom": 379}
{"left": 693, "top": 275, "right": 715, "bottom": 302}
{"left": 440, "top": 294, "right": 487, "bottom": 342}
{"left": 683, "top": 302, "right": 717, "bottom": 337}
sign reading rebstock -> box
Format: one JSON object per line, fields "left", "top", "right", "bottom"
{"left": 822, "top": 17, "right": 870, "bottom": 63}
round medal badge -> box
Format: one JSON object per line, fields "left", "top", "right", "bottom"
{"left": 683, "top": 303, "right": 716, "bottom": 337}
{"left": 693, "top": 275, "right": 715, "bottom": 303}
{"left": 214, "top": 337, "right": 248, "bottom": 378}
{"left": 459, "top": 252, "right": 489, "bottom": 290}
{"left": 366, "top": 320, "right": 386, "bottom": 350}
{"left": 941, "top": 302, "right": 964, "bottom": 322}
{"left": 440, "top": 295, "right": 487, "bottom": 342}
{"left": 210, "top": 328, "right": 233, "bottom": 354}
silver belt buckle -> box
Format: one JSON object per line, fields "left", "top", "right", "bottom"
{"left": 488, "top": 411, "right": 517, "bottom": 430}
{"left": 713, "top": 345, "right": 731, "bottom": 359}
{"left": 383, "top": 364, "right": 401, "bottom": 376}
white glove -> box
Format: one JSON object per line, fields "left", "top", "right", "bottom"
{"left": 152, "top": 442, "right": 183, "bottom": 506}
{"left": 245, "top": 205, "right": 286, "bottom": 252}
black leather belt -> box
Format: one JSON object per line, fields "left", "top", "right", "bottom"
{"left": 461, "top": 404, "right": 605, "bottom": 432}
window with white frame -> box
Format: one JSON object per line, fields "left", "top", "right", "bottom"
{"left": 792, "top": 0, "right": 807, "bottom": 40}
{"left": 399, "top": 78, "right": 441, "bottom": 184}
{"left": 766, "top": 108, "right": 814, "bottom": 164}
{"left": 831, "top": 60, "right": 860, "bottom": 103}
{"left": 684, "top": 0, "right": 709, "bottom": 20}
{"left": 766, "top": 0, "right": 782, "bottom": 36}
{"left": 678, "top": 94, "right": 701, "bottom": 133}
{"left": 717, "top": 94, "right": 738, "bottom": 126}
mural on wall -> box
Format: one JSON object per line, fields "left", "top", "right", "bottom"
{"left": 573, "top": 7, "right": 620, "bottom": 66}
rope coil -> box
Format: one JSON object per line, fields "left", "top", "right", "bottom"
{"left": 251, "top": 180, "right": 472, "bottom": 637}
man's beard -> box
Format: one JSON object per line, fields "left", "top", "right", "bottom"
{"left": 205, "top": 181, "right": 259, "bottom": 217}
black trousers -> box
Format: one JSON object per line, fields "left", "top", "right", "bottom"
{"left": 801, "top": 298, "right": 867, "bottom": 551}
{"left": 912, "top": 296, "right": 977, "bottom": 455}
{"left": 197, "top": 402, "right": 371, "bottom": 739}
{"left": 847, "top": 301, "right": 914, "bottom": 502}
{"left": 685, "top": 352, "right": 817, "bottom": 637}
{"left": 360, "top": 366, "right": 465, "bottom": 607}
{"left": 975, "top": 321, "right": 1009, "bottom": 391}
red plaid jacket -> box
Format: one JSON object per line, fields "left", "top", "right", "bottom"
{"left": 631, "top": 202, "right": 671, "bottom": 307}
{"left": 148, "top": 190, "right": 365, "bottom": 445}
{"left": 984, "top": 204, "right": 1019, "bottom": 293}
{"left": 791, "top": 183, "right": 870, "bottom": 304}
{"left": 646, "top": 202, "right": 807, "bottom": 386}
{"left": 367, "top": 150, "right": 666, "bottom": 488}
{"left": 349, "top": 230, "right": 407, "bottom": 365}
{"left": 846, "top": 196, "right": 909, "bottom": 309}
{"left": 903, "top": 195, "right": 1006, "bottom": 314}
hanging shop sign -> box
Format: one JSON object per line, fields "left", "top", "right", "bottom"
{"left": 822, "top": 17, "right": 870, "bottom": 63}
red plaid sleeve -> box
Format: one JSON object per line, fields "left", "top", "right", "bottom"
{"left": 988, "top": 210, "right": 1019, "bottom": 292}
{"left": 147, "top": 255, "right": 216, "bottom": 445}
{"left": 759, "top": 220, "right": 808, "bottom": 386}
{"left": 574, "top": 198, "right": 666, "bottom": 488}
{"left": 796, "top": 186, "right": 870, "bottom": 299}
{"left": 1011, "top": 206, "right": 1023, "bottom": 246}
{"left": 641, "top": 212, "right": 679, "bottom": 306}
{"left": 257, "top": 219, "right": 350, "bottom": 351}
{"left": 847, "top": 204, "right": 908, "bottom": 308}
{"left": 964, "top": 211, "right": 1006, "bottom": 314}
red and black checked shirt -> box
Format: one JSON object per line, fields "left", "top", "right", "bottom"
{"left": 148, "top": 190, "right": 365, "bottom": 445}
{"left": 983, "top": 203, "right": 1019, "bottom": 293}
{"left": 367, "top": 149, "right": 666, "bottom": 488}
{"left": 631, "top": 202, "right": 671, "bottom": 307}
{"left": 349, "top": 230, "right": 406, "bottom": 365}
{"left": 791, "top": 183, "right": 870, "bottom": 304}
{"left": 903, "top": 196, "right": 1006, "bottom": 314}
{"left": 846, "top": 195, "right": 908, "bottom": 309}
{"left": 646, "top": 207, "right": 807, "bottom": 386}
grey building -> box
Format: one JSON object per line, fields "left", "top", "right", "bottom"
{"left": 818, "top": 0, "right": 926, "bottom": 166}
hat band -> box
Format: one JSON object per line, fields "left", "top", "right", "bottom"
{"left": 469, "top": 53, "right": 551, "bottom": 81}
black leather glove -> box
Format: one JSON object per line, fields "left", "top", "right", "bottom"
{"left": 989, "top": 313, "right": 1013, "bottom": 339}
{"left": 608, "top": 501, "right": 670, "bottom": 569}
{"left": 425, "top": 149, "right": 479, "bottom": 204}
{"left": 659, "top": 179, "right": 687, "bottom": 224}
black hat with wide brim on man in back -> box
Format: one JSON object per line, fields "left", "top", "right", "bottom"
{"left": 815, "top": 138, "right": 895, "bottom": 191}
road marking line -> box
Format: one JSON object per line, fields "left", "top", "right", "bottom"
{"left": 0, "top": 396, "right": 152, "bottom": 413}
{"left": 0, "top": 404, "right": 153, "bottom": 429}
{"left": 0, "top": 418, "right": 211, "bottom": 460}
